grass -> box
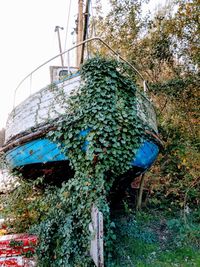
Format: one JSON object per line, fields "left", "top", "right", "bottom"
{"left": 150, "top": 248, "right": 200, "bottom": 267}
{"left": 109, "top": 209, "right": 200, "bottom": 267}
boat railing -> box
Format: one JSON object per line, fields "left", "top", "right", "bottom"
{"left": 13, "top": 37, "right": 150, "bottom": 108}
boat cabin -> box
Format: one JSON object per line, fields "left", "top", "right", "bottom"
{"left": 50, "top": 66, "right": 78, "bottom": 83}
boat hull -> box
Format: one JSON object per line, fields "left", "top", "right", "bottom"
{"left": 3, "top": 69, "right": 161, "bottom": 183}
{"left": 6, "top": 136, "right": 159, "bottom": 177}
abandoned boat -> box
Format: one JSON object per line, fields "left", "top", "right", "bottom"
{"left": 0, "top": 1, "right": 162, "bottom": 183}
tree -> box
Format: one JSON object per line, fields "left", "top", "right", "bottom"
{"left": 94, "top": 0, "right": 147, "bottom": 58}
{"left": 95, "top": 0, "right": 200, "bottom": 210}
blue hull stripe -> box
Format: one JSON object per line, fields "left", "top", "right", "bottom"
{"left": 6, "top": 137, "right": 159, "bottom": 171}
{"left": 131, "top": 140, "right": 159, "bottom": 169}
{"left": 6, "top": 139, "right": 67, "bottom": 167}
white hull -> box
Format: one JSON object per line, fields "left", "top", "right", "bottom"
{"left": 5, "top": 75, "right": 158, "bottom": 144}
{"left": 5, "top": 75, "right": 81, "bottom": 142}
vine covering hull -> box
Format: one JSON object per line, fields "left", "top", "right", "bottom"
{"left": 3, "top": 74, "right": 160, "bottom": 180}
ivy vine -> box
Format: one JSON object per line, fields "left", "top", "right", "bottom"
{"left": 31, "top": 56, "right": 147, "bottom": 266}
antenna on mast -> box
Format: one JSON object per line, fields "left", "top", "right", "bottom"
{"left": 55, "top": 26, "right": 64, "bottom": 67}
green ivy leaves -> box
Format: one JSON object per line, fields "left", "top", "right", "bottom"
{"left": 33, "top": 56, "right": 146, "bottom": 266}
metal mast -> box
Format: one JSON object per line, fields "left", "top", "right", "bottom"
{"left": 81, "top": 0, "right": 91, "bottom": 64}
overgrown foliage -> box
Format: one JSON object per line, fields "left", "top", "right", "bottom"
{"left": 1, "top": 178, "right": 45, "bottom": 233}
{"left": 96, "top": 0, "right": 199, "bottom": 213}
{"left": 23, "top": 57, "right": 151, "bottom": 266}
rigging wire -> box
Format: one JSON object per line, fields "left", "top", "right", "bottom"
{"left": 90, "top": 0, "right": 99, "bottom": 56}
{"left": 63, "top": 0, "right": 72, "bottom": 64}
{"left": 90, "top": 0, "right": 96, "bottom": 37}
{"left": 86, "top": 0, "right": 92, "bottom": 59}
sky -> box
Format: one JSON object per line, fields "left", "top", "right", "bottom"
{"left": 0, "top": 0, "right": 165, "bottom": 129}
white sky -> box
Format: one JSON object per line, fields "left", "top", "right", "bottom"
{"left": 0, "top": 0, "right": 165, "bottom": 129}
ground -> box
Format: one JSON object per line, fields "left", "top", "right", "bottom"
{"left": 111, "top": 207, "right": 200, "bottom": 267}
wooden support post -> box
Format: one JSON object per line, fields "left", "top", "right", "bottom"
{"left": 89, "top": 205, "right": 104, "bottom": 267}
{"left": 136, "top": 174, "right": 145, "bottom": 211}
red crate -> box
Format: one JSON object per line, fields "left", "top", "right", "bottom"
{"left": 0, "top": 234, "right": 37, "bottom": 266}
{"left": 0, "top": 256, "right": 36, "bottom": 266}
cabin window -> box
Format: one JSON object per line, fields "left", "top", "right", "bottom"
{"left": 59, "top": 70, "right": 68, "bottom": 78}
